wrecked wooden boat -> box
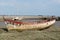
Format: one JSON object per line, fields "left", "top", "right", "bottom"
{"left": 4, "top": 17, "right": 56, "bottom": 31}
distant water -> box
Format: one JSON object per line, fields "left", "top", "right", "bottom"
{"left": 0, "top": 21, "right": 60, "bottom": 28}
{"left": 0, "top": 22, "right": 6, "bottom": 28}
{"left": 54, "top": 21, "right": 60, "bottom": 27}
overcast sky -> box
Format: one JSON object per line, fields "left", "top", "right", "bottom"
{"left": 0, "top": 0, "right": 60, "bottom": 16}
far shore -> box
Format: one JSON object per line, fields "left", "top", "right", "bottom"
{"left": 0, "top": 15, "right": 60, "bottom": 22}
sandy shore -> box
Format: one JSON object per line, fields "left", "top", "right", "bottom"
{"left": 0, "top": 25, "right": 60, "bottom": 40}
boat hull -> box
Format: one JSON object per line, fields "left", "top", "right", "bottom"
{"left": 5, "top": 20, "right": 56, "bottom": 31}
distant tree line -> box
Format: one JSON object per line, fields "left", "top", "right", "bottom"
{"left": 41, "top": 16, "right": 60, "bottom": 21}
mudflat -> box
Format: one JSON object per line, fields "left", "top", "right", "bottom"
{"left": 0, "top": 25, "right": 60, "bottom": 40}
